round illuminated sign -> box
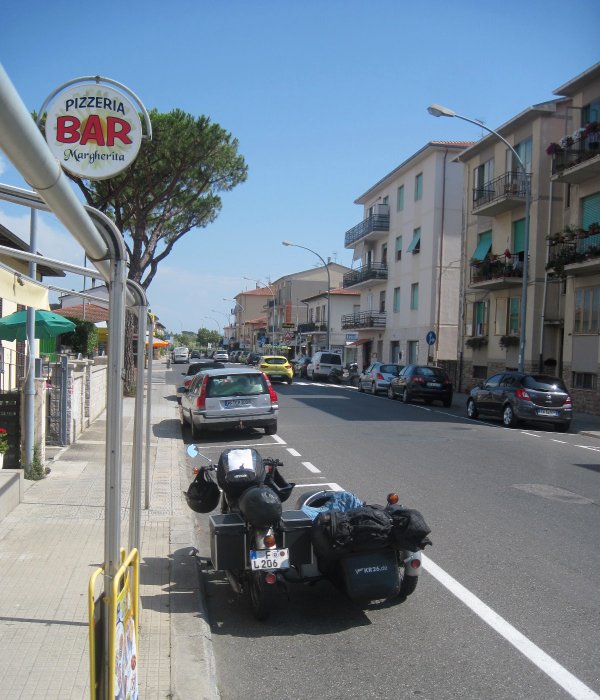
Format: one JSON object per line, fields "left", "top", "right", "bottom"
{"left": 45, "top": 83, "right": 143, "bottom": 180}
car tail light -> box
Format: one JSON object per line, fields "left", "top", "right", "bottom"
{"left": 515, "top": 388, "right": 531, "bottom": 401}
{"left": 184, "top": 378, "right": 193, "bottom": 388}
{"left": 376, "top": 373, "right": 384, "bottom": 380}
{"left": 443, "top": 379, "right": 451, "bottom": 386}
{"left": 412, "top": 376, "right": 425, "bottom": 384}
{"left": 563, "top": 397, "right": 572, "bottom": 408}
{"left": 195, "top": 376, "right": 208, "bottom": 409}
{"left": 263, "top": 374, "right": 278, "bottom": 402}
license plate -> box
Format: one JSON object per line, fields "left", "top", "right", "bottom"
{"left": 428, "top": 382, "right": 442, "bottom": 388}
{"left": 249, "top": 548, "right": 289, "bottom": 571}
{"left": 223, "top": 399, "right": 250, "bottom": 408}
{"left": 537, "top": 409, "right": 559, "bottom": 417}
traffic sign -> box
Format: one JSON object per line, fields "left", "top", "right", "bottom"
{"left": 426, "top": 330, "right": 437, "bottom": 346}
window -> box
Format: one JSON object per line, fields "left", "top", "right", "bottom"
{"left": 393, "top": 287, "right": 401, "bottom": 313}
{"left": 414, "top": 173, "right": 423, "bottom": 201}
{"left": 473, "top": 301, "right": 487, "bottom": 336}
{"left": 509, "top": 137, "right": 532, "bottom": 173}
{"left": 406, "top": 227, "right": 421, "bottom": 254}
{"left": 472, "top": 230, "right": 492, "bottom": 261}
{"left": 582, "top": 100, "right": 600, "bottom": 125}
{"left": 472, "top": 365, "right": 488, "bottom": 379}
{"left": 474, "top": 159, "right": 494, "bottom": 200}
{"left": 382, "top": 195, "right": 389, "bottom": 205}
{"left": 379, "top": 291, "right": 386, "bottom": 313}
{"left": 410, "top": 283, "right": 419, "bottom": 310}
{"left": 507, "top": 297, "right": 520, "bottom": 335}
{"left": 512, "top": 219, "right": 525, "bottom": 254}
{"left": 572, "top": 372, "right": 597, "bottom": 390}
{"left": 581, "top": 192, "right": 600, "bottom": 231}
{"left": 396, "top": 185, "right": 404, "bottom": 211}
{"left": 574, "top": 286, "right": 600, "bottom": 333}
{"left": 381, "top": 243, "right": 388, "bottom": 266}
{"left": 390, "top": 341, "right": 401, "bottom": 363}
{"left": 395, "top": 235, "right": 402, "bottom": 261}
{"left": 407, "top": 340, "right": 419, "bottom": 364}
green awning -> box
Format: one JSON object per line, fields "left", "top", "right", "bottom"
{"left": 406, "top": 230, "right": 421, "bottom": 254}
{"left": 471, "top": 237, "right": 492, "bottom": 261}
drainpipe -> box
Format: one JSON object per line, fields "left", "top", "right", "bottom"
{"left": 435, "top": 149, "right": 449, "bottom": 365}
{"left": 539, "top": 162, "right": 554, "bottom": 373}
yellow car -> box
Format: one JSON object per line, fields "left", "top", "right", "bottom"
{"left": 258, "top": 355, "right": 294, "bottom": 384}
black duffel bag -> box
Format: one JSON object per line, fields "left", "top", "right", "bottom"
{"left": 387, "top": 504, "right": 432, "bottom": 550}
{"left": 312, "top": 505, "right": 393, "bottom": 560}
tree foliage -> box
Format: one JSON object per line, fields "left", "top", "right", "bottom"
{"left": 61, "top": 318, "right": 99, "bottom": 356}
{"left": 197, "top": 327, "right": 222, "bottom": 347}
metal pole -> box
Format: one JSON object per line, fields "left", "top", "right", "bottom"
{"left": 24, "top": 209, "right": 37, "bottom": 474}
{"left": 427, "top": 106, "right": 530, "bottom": 372}
{"left": 144, "top": 317, "right": 154, "bottom": 510}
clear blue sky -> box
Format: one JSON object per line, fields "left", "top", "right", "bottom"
{"left": 1, "top": 0, "right": 598, "bottom": 335}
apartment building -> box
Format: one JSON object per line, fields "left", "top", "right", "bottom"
{"left": 342, "top": 142, "right": 471, "bottom": 372}
{"left": 546, "top": 62, "right": 600, "bottom": 413}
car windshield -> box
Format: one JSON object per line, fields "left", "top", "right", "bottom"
{"left": 206, "top": 374, "right": 267, "bottom": 398}
{"left": 263, "top": 357, "right": 286, "bottom": 365}
{"left": 417, "top": 367, "right": 447, "bottom": 379}
{"left": 380, "top": 364, "right": 401, "bottom": 374}
{"left": 523, "top": 375, "right": 568, "bottom": 392}
{"left": 320, "top": 354, "right": 341, "bottom": 364}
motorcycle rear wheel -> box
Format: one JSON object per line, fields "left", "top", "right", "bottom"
{"left": 247, "top": 572, "right": 274, "bottom": 621}
{"left": 399, "top": 573, "right": 418, "bottom": 599}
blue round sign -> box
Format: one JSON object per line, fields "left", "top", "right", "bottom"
{"left": 426, "top": 331, "right": 437, "bottom": 346}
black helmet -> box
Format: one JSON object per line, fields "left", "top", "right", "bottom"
{"left": 184, "top": 468, "right": 220, "bottom": 513}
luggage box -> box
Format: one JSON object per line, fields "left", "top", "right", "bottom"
{"left": 340, "top": 549, "right": 400, "bottom": 601}
{"left": 209, "top": 513, "right": 246, "bottom": 571}
{"left": 279, "top": 510, "right": 313, "bottom": 566}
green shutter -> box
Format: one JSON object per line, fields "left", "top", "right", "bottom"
{"left": 512, "top": 219, "right": 525, "bottom": 253}
{"left": 406, "top": 229, "right": 421, "bottom": 253}
{"left": 582, "top": 193, "right": 600, "bottom": 229}
{"left": 472, "top": 230, "right": 492, "bottom": 261}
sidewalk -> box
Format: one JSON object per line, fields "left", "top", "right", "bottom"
{"left": 0, "top": 363, "right": 218, "bottom": 699}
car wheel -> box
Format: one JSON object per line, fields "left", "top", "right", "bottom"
{"left": 402, "top": 388, "right": 411, "bottom": 404}
{"left": 358, "top": 380, "right": 364, "bottom": 392}
{"left": 286, "top": 377, "right": 293, "bottom": 385}
{"left": 264, "top": 422, "right": 277, "bottom": 435}
{"left": 502, "top": 403, "right": 519, "bottom": 428}
{"left": 387, "top": 386, "right": 396, "bottom": 400}
{"left": 370, "top": 382, "right": 377, "bottom": 395}
{"left": 466, "top": 398, "right": 479, "bottom": 419}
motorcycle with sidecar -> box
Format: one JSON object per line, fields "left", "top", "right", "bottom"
{"left": 185, "top": 444, "right": 431, "bottom": 620}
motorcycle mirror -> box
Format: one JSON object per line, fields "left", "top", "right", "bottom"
{"left": 186, "top": 444, "right": 200, "bottom": 459}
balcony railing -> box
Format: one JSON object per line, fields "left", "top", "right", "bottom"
{"left": 343, "top": 262, "right": 388, "bottom": 288}
{"left": 344, "top": 209, "right": 390, "bottom": 247}
{"left": 547, "top": 228, "right": 600, "bottom": 275}
{"left": 470, "top": 252, "right": 524, "bottom": 285}
{"left": 297, "top": 322, "right": 327, "bottom": 333}
{"left": 550, "top": 133, "right": 600, "bottom": 183}
{"left": 472, "top": 171, "right": 530, "bottom": 215}
{"left": 341, "top": 311, "right": 386, "bottom": 329}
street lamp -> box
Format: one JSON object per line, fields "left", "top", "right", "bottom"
{"left": 282, "top": 240, "right": 331, "bottom": 350}
{"left": 243, "top": 276, "right": 276, "bottom": 348}
{"left": 427, "top": 104, "right": 531, "bottom": 373}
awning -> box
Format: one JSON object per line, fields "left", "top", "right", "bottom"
{"left": 406, "top": 230, "right": 421, "bottom": 254}
{"left": 346, "top": 338, "right": 370, "bottom": 347}
{"left": 471, "top": 237, "right": 492, "bottom": 261}
{"left": 0, "top": 264, "right": 50, "bottom": 310}
{"left": 146, "top": 339, "right": 169, "bottom": 348}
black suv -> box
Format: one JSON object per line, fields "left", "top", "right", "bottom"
{"left": 467, "top": 372, "right": 572, "bottom": 431}
{"left": 389, "top": 365, "right": 453, "bottom": 406}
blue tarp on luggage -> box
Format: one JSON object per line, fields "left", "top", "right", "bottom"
{"left": 301, "top": 490, "right": 364, "bottom": 520}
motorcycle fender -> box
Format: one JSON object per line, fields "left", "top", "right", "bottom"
{"left": 402, "top": 550, "right": 422, "bottom": 577}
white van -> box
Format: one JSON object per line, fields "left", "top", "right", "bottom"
{"left": 307, "top": 351, "right": 342, "bottom": 380}
{"left": 173, "top": 347, "right": 190, "bottom": 364}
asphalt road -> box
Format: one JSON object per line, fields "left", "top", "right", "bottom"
{"left": 174, "top": 367, "right": 600, "bottom": 700}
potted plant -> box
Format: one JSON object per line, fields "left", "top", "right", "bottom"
{"left": 546, "top": 142, "right": 563, "bottom": 156}
{"left": 0, "top": 428, "right": 8, "bottom": 467}
{"left": 499, "top": 335, "right": 520, "bottom": 349}
{"left": 465, "top": 336, "right": 488, "bottom": 350}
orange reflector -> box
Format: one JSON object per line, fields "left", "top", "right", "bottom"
{"left": 193, "top": 467, "right": 199, "bottom": 475}
{"left": 263, "top": 534, "right": 276, "bottom": 548}
{"left": 410, "top": 559, "right": 421, "bottom": 569}
{"left": 387, "top": 493, "right": 399, "bottom": 505}
{"left": 265, "top": 573, "right": 277, "bottom": 585}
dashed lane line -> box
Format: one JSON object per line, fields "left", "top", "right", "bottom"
{"left": 302, "top": 461, "right": 321, "bottom": 473}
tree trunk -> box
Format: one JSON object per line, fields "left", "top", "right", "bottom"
{"left": 123, "top": 311, "right": 136, "bottom": 396}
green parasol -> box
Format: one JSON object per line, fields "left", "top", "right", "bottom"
{"left": 0, "top": 309, "right": 76, "bottom": 341}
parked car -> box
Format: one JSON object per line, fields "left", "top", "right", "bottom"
{"left": 358, "top": 362, "right": 404, "bottom": 395}
{"left": 306, "top": 351, "right": 343, "bottom": 380}
{"left": 245, "top": 352, "right": 262, "bottom": 365}
{"left": 293, "top": 357, "right": 311, "bottom": 378}
{"left": 258, "top": 355, "right": 293, "bottom": 384}
{"left": 389, "top": 365, "right": 453, "bottom": 406}
{"left": 190, "top": 350, "right": 202, "bottom": 359}
{"left": 466, "top": 372, "right": 572, "bottom": 431}
{"left": 229, "top": 350, "right": 242, "bottom": 363}
{"left": 176, "top": 360, "right": 225, "bottom": 401}
{"left": 213, "top": 350, "right": 229, "bottom": 361}
{"left": 179, "top": 367, "right": 278, "bottom": 438}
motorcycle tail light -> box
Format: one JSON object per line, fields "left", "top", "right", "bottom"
{"left": 263, "top": 534, "right": 276, "bottom": 548}
{"left": 387, "top": 493, "right": 399, "bottom": 505}
{"left": 410, "top": 559, "right": 421, "bottom": 570}
{"left": 265, "top": 573, "right": 277, "bottom": 585}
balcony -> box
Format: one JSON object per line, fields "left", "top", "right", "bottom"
{"left": 297, "top": 322, "right": 327, "bottom": 334}
{"left": 547, "top": 227, "right": 600, "bottom": 277}
{"left": 470, "top": 252, "right": 524, "bottom": 290}
{"left": 472, "top": 172, "right": 530, "bottom": 217}
{"left": 343, "top": 262, "right": 388, "bottom": 289}
{"left": 549, "top": 126, "right": 600, "bottom": 184}
{"left": 344, "top": 205, "right": 390, "bottom": 247}
{"left": 341, "top": 311, "right": 386, "bottom": 330}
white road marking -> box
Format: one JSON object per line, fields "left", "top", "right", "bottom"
{"left": 272, "top": 435, "right": 286, "bottom": 444}
{"left": 521, "top": 431, "right": 542, "bottom": 438}
{"left": 423, "top": 555, "right": 599, "bottom": 700}
{"left": 302, "top": 461, "right": 321, "bottom": 473}
{"left": 300, "top": 482, "right": 343, "bottom": 491}
{"left": 574, "top": 444, "right": 600, "bottom": 452}
{"left": 287, "top": 448, "right": 301, "bottom": 457}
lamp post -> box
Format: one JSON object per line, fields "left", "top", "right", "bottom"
{"left": 243, "top": 276, "right": 276, "bottom": 349}
{"left": 427, "top": 104, "right": 531, "bottom": 373}
{"left": 282, "top": 240, "right": 331, "bottom": 350}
